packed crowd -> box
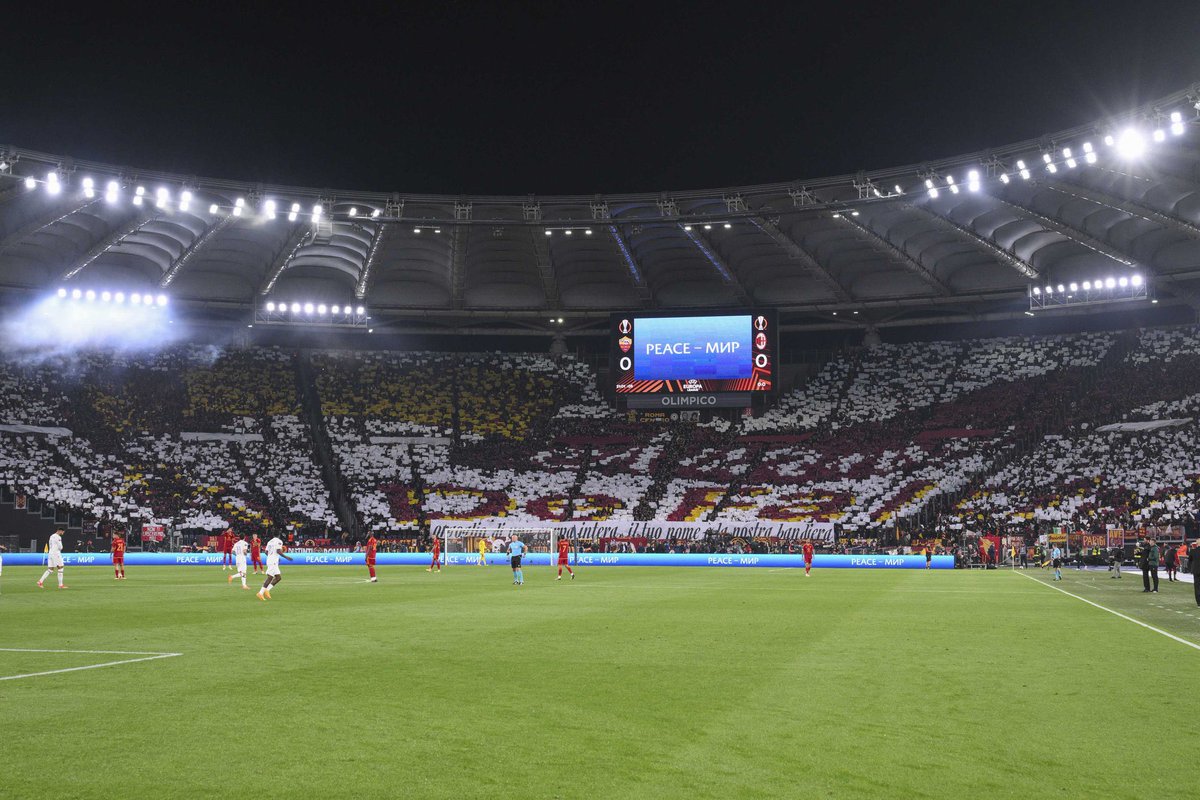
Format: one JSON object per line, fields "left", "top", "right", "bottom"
{"left": 5, "top": 324, "right": 1200, "bottom": 542}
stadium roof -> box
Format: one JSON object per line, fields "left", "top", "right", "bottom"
{"left": 2, "top": 83, "right": 1200, "bottom": 335}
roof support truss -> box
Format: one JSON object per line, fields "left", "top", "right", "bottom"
{"left": 160, "top": 216, "right": 236, "bottom": 287}
{"left": 0, "top": 197, "right": 103, "bottom": 259}
{"left": 355, "top": 222, "right": 391, "bottom": 299}
{"left": 748, "top": 215, "right": 854, "bottom": 302}
{"left": 680, "top": 225, "right": 753, "bottom": 305}
{"left": 258, "top": 225, "right": 311, "bottom": 296}
{"left": 901, "top": 201, "right": 1040, "bottom": 279}
{"left": 60, "top": 213, "right": 160, "bottom": 282}
{"left": 989, "top": 194, "right": 1135, "bottom": 268}
{"left": 837, "top": 212, "right": 952, "bottom": 295}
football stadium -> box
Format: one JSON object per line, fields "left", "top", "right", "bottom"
{"left": 3, "top": 5, "right": 1200, "bottom": 799}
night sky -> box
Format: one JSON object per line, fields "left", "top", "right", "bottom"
{"left": 3, "top": 1, "right": 1199, "bottom": 196}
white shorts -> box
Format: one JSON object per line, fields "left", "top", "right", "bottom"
{"left": 235, "top": 557, "right": 247, "bottom": 573}
{"left": 266, "top": 559, "right": 281, "bottom": 577}
{"left": 47, "top": 554, "right": 65, "bottom": 569}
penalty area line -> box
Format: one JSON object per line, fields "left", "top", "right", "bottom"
{"left": 0, "top": 649, "right": 182, "bottom": 682}
{"left": 1016, "top": 572, "right": 1200, "bottom": 653}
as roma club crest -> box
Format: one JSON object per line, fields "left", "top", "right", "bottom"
{"left": 618, "top": 336, "right": 633, "bottom": 353}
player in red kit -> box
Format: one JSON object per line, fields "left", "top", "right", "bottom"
{"left": 221, "top": 528, "right": 235, "bottom": 570}
{"left": 426, "top": 535, "right": 441, "bottom": 573}
{"left": 250, "top": 533, "right": 263, "bottom": 573}
{"left": 555, "top": 536, "right": 575, "bottom": 581}
{"left": 366, "top": 534, "right": 379, "bottom": 582}
{"left": 802, "top": 540, "right": 814, "bottom": 577}
{"left": 111, "top": 531, "right": 127, "bottom": 580}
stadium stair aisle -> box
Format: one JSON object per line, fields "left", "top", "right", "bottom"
{"left": 296, "top": 350, "right": 359, "bottom": 537}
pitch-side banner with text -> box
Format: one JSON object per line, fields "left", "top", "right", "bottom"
{"left": 1, "top": 552, "right": 950, "bottom": 569}
{"left": 430, "top": 519, "right": 836, "bottom": 542}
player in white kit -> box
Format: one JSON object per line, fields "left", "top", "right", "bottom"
{"left": 38, "top": 528, "right": 68, "bottom": 589}
{"left": 256, "top": 535, "right": 292, "bottom": 601}
{"left": 228, "top": 534, "right": 250, "bottom": 590}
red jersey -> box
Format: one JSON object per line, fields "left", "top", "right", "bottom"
{"left": 802, "top": 543, "right": 814, "bottom": 561}
{"left": 251, "top": 539, "right": 261, "bottom": 556}
{"left": 112, "top": 537, "right": 125, "bottom": 556}
{"left": 431, "top": 538, "right": 441, "bottom": 555}
{"left": 222, "top": 531, "right": 234, "bottom": 552}
{"left": 366, "top": 537, "right": 377, "bottom": 558}
{"left": 558, "top": 539, "right": 570, "bottom": 559}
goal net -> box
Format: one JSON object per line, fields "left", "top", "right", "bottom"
{"left": 440, "top": 527, "right": 556, "bottom": 565}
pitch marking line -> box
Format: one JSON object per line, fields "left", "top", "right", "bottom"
{"left": 0, "top": 648, "right": 182, "bottom": 682}
{"left": 1016, "top": 572, "right": 1200, "bottom": 653}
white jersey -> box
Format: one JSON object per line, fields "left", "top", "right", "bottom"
{"left": 232, "top": 540, "right": 249, "bottom": 559}
{"left": 47, "top": 533, "right": 65, "bottom": 568}
{"left": 265, "top": 537, "right": 284, "bottom": 575}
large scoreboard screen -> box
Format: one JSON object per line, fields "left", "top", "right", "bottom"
{"left": 612, "top": 310, "right": 777, "bottom": 394}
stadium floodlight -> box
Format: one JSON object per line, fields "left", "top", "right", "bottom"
{"left": 156, "top": 294, "right": 167, "bottom": 306}
{"left": 71, "top": 288, "right": 82, "bottom": 299}
{"left": 1171, "top": 111, "right": 1185, "bottom": 136}
{"left": 155, "top": 187, "right": 169, "bottom": 209}
{"left": 179, "top": 190, "right": 192, "bottom": 211}
{"left": 565, "top": 229, "right": 573, "bottom": 235}
{"left": 1104, "top": 133, "right": 1115, "bottom": 146}
{"left": 557, "top": 317, "right": 564, "bottom": 323}
{"left": 85, "top": 290, "right": 96, "bottom": 302}
{"left": 82, "top": 177, "right": 95, "bottom": 198}
{"left": 1062, "top": 148, "right": 1076, "bottom": 169}
{"left": 999, "top": 173, "right": 1010, "bottom": 184}
{"left": 850, "top": 210, "right": 860, "bottom": 216}
{"left": 101, "top": 291, "right": 111, "bottom": 302}
{"left": 585, "top": 228, "right": 593, "bottom": 235}
{"left": 266, "top": 301, "right": 276, "bottom": 312}
{"left": 303, "top": 302, "right": 314, "bottom": 314}
{"left": 1057, "top": 284, "right": 1065, "bottom": 293}
{"left": 967, "top": 169, "right": 980, "bottom": 192}
{"left": 209, "top": 203, "right": 219, "bottom": 214}
{"left": 1069, "top": 282, "right": 1078, "bottom": 292}
{"left": 46, "top": 171, "right": 61, "bottom": 195}
{"left": 289, "top": 202, "right": 300, "bottom": 222}
{"left": 894, "top": 184, "right": 903, "bottom": 194}
{"left": 927, "top": 187, "right": 939, "bottom": 198}
{"left": 1153, "top": 128, "right": 1166, "bottom": 143}
{"left": 312, "top": 204, "right": 323, "bottom": 221}
{"left": 24, "top": 176, "right": 36, "bottom": 189}
{"left": 105, "top": 180, "right": 120, "bottom": 203}
{"left": 348, "top": 207, "right": 358, "bottom": 218}
{"left": 1032, "top": 286, "right": 1040, "bottom": 295}
{"left": 683, "top": 224, "right": 693, "bottom": 230}
{"left": 233, "top": 197, "right": 245, "bottom": 217}
{"left": 131, "top": 293, "right": 142, "bottom": 305}
{"left": 1017, "top": 159, "right": 1030, "bottom": 180}
{"left": 133, "top": 186, "right": 145, "bottom": 206}
{"left": 1119, "top": 276, "right": 1129, "bottom": 287}
{"left": 317, "top": 304, "right": 327, "bottom": 314}
{"left": 1116, "top": 128, "right": 1146, "bottom": 159}
{"left": 114, "top": 292, "right": 125, "bottom": 303}
{"left": 264, "top": 199, "right": 276, "bottom": 220}
{"left": 946, "top": 175, "right": 959, "bottom": 194}
{"left": 330, "top": 305, "right": 340, "bottom": 314}
{"left": 371, "top": 208, "right": 381, "bottom": 218}
{"left": 1131, "top": 274, "right": 1143, "bottom": 286}
{"left": 356, "top": 305, "right": 365, "bottom": 315}
{"left": 414, "top": 227, "right": 422, "bottom": 234}
{"left": 1044, "top": 285, "right": 1053, "bottom": 295}
{"left": 1082, "top": 281, "right": 1091, "bottom": 290}
{"left": 290, "top": 302, "right": 300, "bottom": 314}
{"left": 545, "top": 229, "right": 553, "bottom": 236}
{"left": 57, "top": 287, "right": 67, "bottom": 298}
{"left": 723, "top": 222, "right": 732, "bottom": 229}
{"left": 435, "top": 228, "right": 442, "bottom": 234}
{"left": 704, "top": 224, "right": 712, "bottom": 230}
{"left": 1105, "top": 277, "right": 1116, "bottom": 289}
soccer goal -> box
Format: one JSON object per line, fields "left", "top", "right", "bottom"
{"left": 440, "top": 527, "right": 556, "bottom": 565}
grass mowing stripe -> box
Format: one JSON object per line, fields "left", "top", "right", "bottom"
{"left": 1016, "top": 571, "right": 1200, "bottom": 652}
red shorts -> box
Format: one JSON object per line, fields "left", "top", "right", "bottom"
{"left": 366, "top": 556, "right": 376, "bottom": 566}
{"left": 804, "top": 558, "right": 812, "bottom": 566}
{"left": 557, "top": 556, "right": 569, "bottom": 565}
{"left": 431, "top": 552, "right": 441, "bottom": 560}
{"left": 113, "top": 555, "right": 124, "bottom": 565}
{"left": 252, "top": 555, "right": 262, "bottom": 565}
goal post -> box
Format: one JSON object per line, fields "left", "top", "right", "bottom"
{"left": 440, "top": 526, "right": 556, "bottom": 566}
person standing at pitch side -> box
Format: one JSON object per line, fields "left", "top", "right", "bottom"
{"left": 1188, "top": 541, "right": 1200, "bottom": 607}
{"left": 1141, "top": 538, "right": 1160, "bottom": 593}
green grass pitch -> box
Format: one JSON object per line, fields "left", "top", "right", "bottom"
{"left": 1, "top": 564, "right": 1197, "bottom": 799}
